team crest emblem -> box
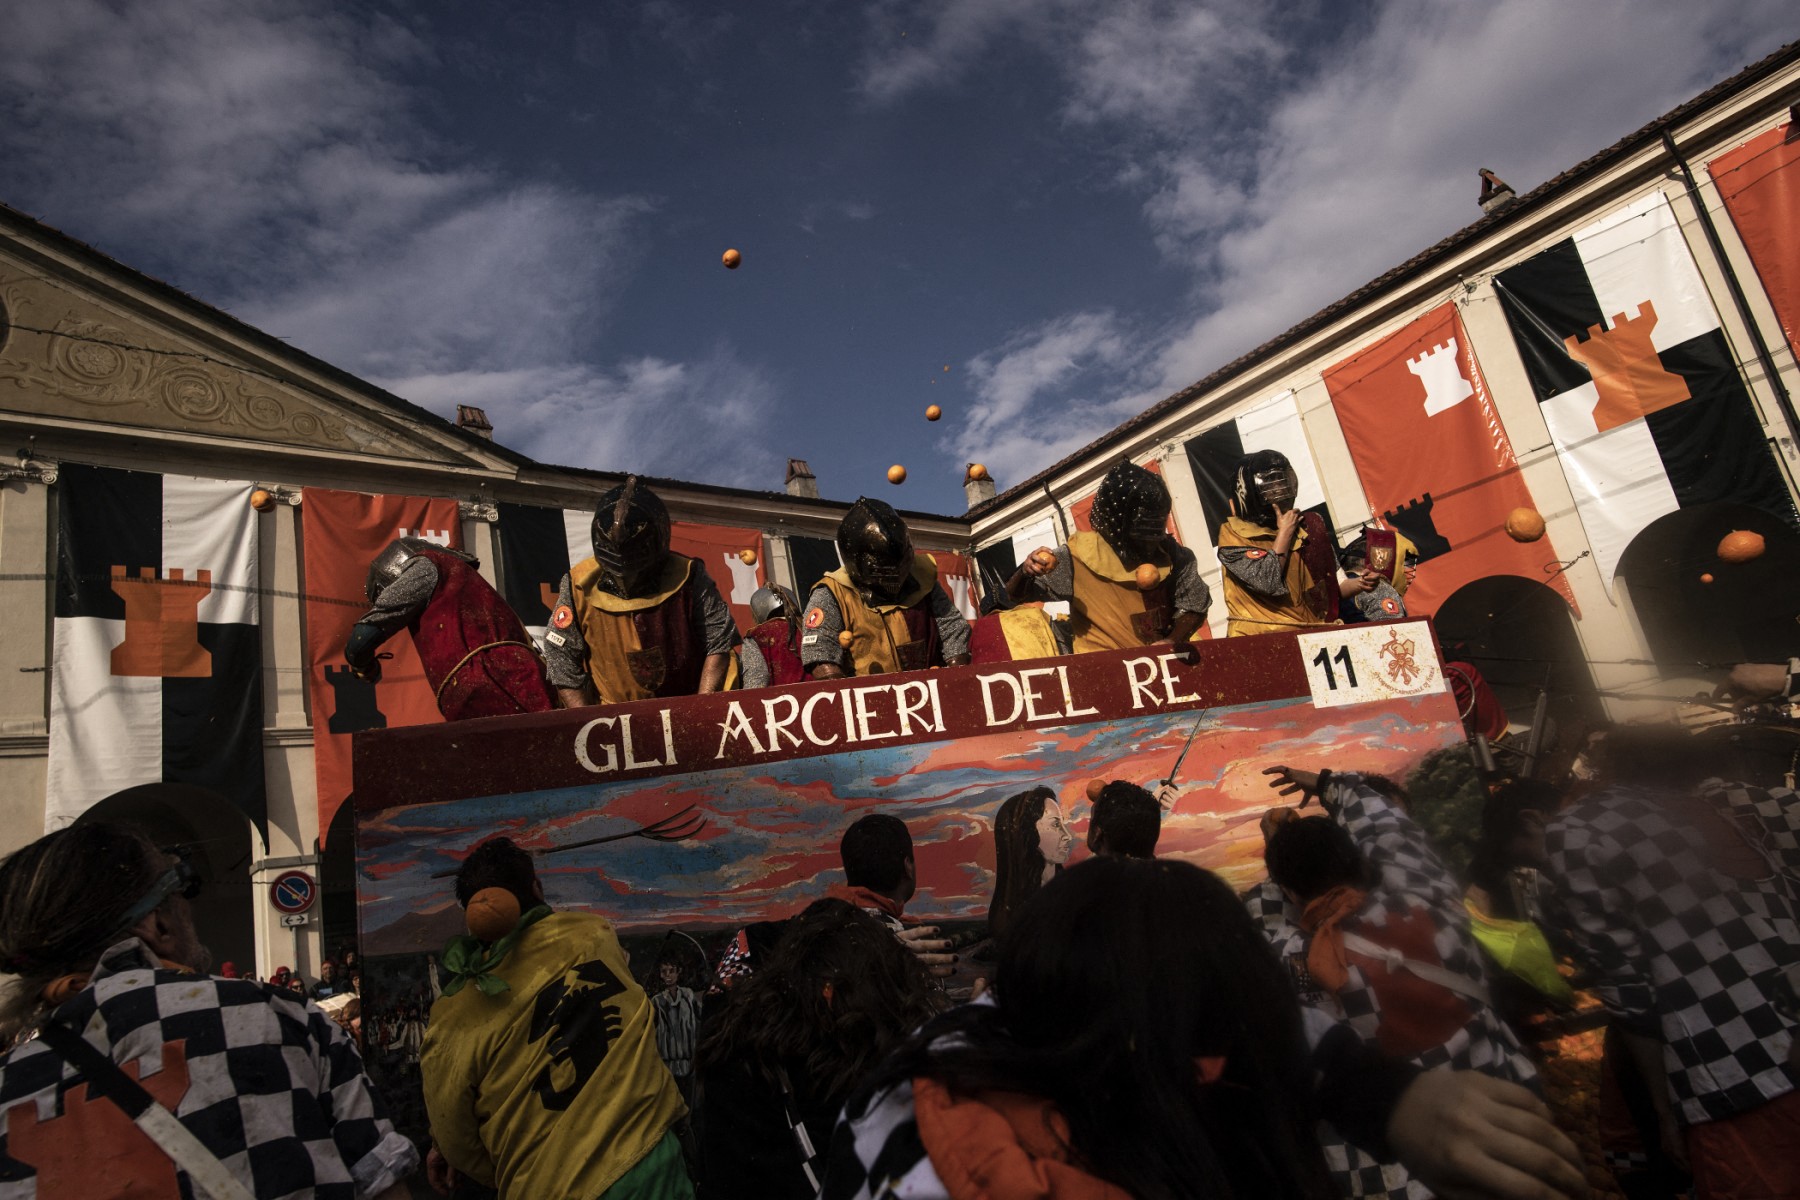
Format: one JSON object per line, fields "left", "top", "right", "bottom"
{"left": 551, "top": 605, "right": 574, "bottom": 629}
{"left": 1381, "top": 596, "right": 1401, "bottom": 616}
{"left": 628, "top": 648, "right": 667, "bottom": 691}
{"left": 1243, "top": 549, "right": 1268, "bottom": 560}
{"left": 804, "top": 607, "right": 825, "bottom": 629}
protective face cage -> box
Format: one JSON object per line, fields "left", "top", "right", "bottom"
{"left": 838, "top": 497, "right": 915, "bottom": 601}
{"left": 1091, "top": 462, "right": 1172, "bottom": 558}
{"left": 591, "top": 477, "right": 672, "bottom": 599}
{"left": 1232, "top": 451, "right": 1300, "bottom": 528}
{"left": 365, "top": 537, "right": 439, "bottom": 604}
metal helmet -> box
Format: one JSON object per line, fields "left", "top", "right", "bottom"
{"left": 837, "top": 497, "right": 915, "bottom": 602}
{"left": 591, "top": 476, "right": 672, "bottom": 598}
{"left": 1232, "top": 450, "right": 1300, "bottom": 529}
{"left": 1091, "top": 462, "right": 1172, "bottom": 561}
{"left": 750, "top": 584, "right": 799, "bottom": 626}
{"left": 365, "top": 537, "right": 462, "bottom": 604}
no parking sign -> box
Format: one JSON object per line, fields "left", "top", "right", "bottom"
{"left": 270, "top": 870, "right": 317, "bottom": 916}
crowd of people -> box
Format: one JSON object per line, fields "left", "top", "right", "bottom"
{"left": 0, "top": 448, "right": 1794, "bottom": 1199}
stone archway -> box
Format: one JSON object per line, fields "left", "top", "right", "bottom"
{"left": 1434, "top": 575, "right": 1601, "bottom": 756}
{"left": 1616, "top": 502, "right": 1800, "bottom": 668}
{"left": 318, "top": 800, "right": 360, "bottom": 967}
{"left": 76, "top": 783, "right": 257, "bottom": 974}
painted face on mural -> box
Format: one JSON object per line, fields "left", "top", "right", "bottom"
{"left": 1037, "top": 801, "right": 1073, "bottom": 870}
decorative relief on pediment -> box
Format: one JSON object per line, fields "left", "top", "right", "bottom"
{"left": 0, "top": 276, "right": 402, "bottom": 456}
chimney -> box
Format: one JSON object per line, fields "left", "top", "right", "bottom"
{"left": 1477, "top": 168, "right": 1516, "bottom": 215}
{"left": 456, "top": 405, "right": 494, "bottom": 440}
{"left": 785, "top": 458, "right": 819, "bottom": 499}
{"left": 963, "top": 463, "right": 996, "bottom": 509}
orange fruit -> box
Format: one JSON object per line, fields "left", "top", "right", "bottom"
{"left": 925, "top": 405, "right": 941, "bottom": 421}
{"left": 738, "top": 548, "right": 758, "bottom": 565}
{"left": 1135, "top": 564, "right": 1160, "bottom": 591}
{"left": 465, "top": 887, "right": 521, "bottom": 943}
{"left": 968, "top": 463, "right": 989, "bottom": 481}
{"left": 722, "top": 248, "right": 742, "bottom": 269}
{"left": 249, "top": 488, "right": 275, "bottom": 512}
{"left": 1717, "top": 529, "right": 1765, "bottom": 562}
{"left": 1505, "top": 507, "right": 1546, "bottom": 542}
{"left": 887, "top": 464, "right": 907, "bottom": 484}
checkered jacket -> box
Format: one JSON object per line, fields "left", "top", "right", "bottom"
{"left": 0, "top": 938, "right": 417, "bottom": 1199}
{"left": 1543, "top": 781, "right": 1800, "bottom": 1126}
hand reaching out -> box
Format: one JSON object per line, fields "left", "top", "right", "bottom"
{"left": 897, "top": 924, "right": 956, "bottom": 978}
{"left": 1262, "top": 765, "right": 1321, "bottom": 802}
{"left": 1386, "top": 1069, "right": 1589, "bottom": 1200}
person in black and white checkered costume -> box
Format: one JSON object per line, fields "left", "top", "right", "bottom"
{"left": 1249, "top": 769, "right": 1538, "bottom": 1199}
{"left": 0, "top": 816, "right": 417, "bottom": 1199}
{"left": 1540, "top": 740, "right": 1800, "bottom": 1197}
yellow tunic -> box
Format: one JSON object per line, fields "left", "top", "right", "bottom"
{"left": 569, "top": 554, "right": 692, "bottom": 703}
{"left": 819, "top": 556, "right": 939, "bottom": 675}
{"left": 1064, "top": 531, "right": 1174, "bottom": 653}
{"left": 1217, "top": 516, "right": 1334, "bottom": 637}
{"left": 422, "top": 911, "right": 685, "bottom": 1199}
{"left": 995, "top": 606, "right": 1061, "bottom": 660}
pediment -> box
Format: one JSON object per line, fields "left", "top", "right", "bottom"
{"left": 0, "top": 262, "right": 496, "bottom": 468}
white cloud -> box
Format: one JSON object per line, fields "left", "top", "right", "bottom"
{"left": 0, "top": 0, "right": 780, "bottom": 481}
{"left": 867, "top": 0, "right": 1792, "bottom": 469}
{"left": 382, "top": 348, "right": 782, "bottom": 489}
{"left": 951, "top": 310, "right": 1150, "bottom": 483}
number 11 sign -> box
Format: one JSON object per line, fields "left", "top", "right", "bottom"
{"left": 1295, "top": 621, "right": 1445, "bottom": 710}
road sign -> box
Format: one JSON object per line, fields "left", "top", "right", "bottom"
{"left": 279, "top": 912, "right": 311, "bottom": 928}
{"left": 270, "top": 870, "right": 317, "bottom": 915}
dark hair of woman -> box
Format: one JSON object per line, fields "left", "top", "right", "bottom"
{"left": 867, "top": 857, "right": 1335, "bottom": 1200}
{"left": 988, "top": 786, "right": 1061, "bottom": 939}
{"left": 0, "top": 822, "right": 171, "bottom": 1046}
{"left": 696, "top": 898, "right": 941, "bottom": 1103}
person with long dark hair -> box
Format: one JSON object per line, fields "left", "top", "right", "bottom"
{"left": 694, "top": 899, "right": 944, "bottom": 1199}
{"left": 988, "top": 786, "right": 1073, "bottom": 939}
{"left": 825, "top": 857, "right": 1588, "bottom": 1200}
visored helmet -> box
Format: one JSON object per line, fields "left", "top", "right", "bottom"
{"left": 1091, "top": 462, "right": 1172, "bottom": 562}
{"left": 750, "top": 584, "right": 799, "bottom": 626}
{"left": 591, "top": 476, "right": 672, "bottom": 598}
{"left": 1232, "top": 450, "right": 1300, "bottom": 529}
{"left": 365, "top": 537, "right": 466, "bottom": 604}
{"left": 838, "top": 497, "right": 915, "bottom": 602}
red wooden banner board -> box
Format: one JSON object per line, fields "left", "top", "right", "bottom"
{"left": 353, "top": 620, "right": 1464, "bottom": 955}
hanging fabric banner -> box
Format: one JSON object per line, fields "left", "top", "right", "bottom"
{"left": 47, "top": 464, "right": 264, "bottom": 832}
{"left": 1324, "top": 301, "right": 1576, "bottom": 616}
{"left": 1494, "top": 191, "right": 1796, "bottom": 591}
{"left": 1708, "top": 118, "right": 1800, "bottom": 354}
{"left": 925, "top": 550, "right": 978, "bottom": 618}
{"left": 1182, "top": 392, "right": 1339, "bottom": 548}
{"left": 302, "top": 487, "right": 463, "bottom": 842}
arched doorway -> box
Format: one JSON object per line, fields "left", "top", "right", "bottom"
{"left": 1616, "top": 502, "right": 1800, "bottom": 668}
{"left": 75, "top": 784, "right": 258, "bottom": 973}
{"left": 319, "top": 800, "right": 360, "bottom": 968}
{"left": 1434, "top": 576, "right": 1600, "bottom": 761}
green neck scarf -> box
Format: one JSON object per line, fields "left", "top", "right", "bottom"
{"left": 439, "top": 905, "right": 552, "bottom": 997}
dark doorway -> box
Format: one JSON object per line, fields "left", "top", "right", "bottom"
{"left": 319, "top": 800, "right": 360, "bottom": 967}
{"left": 1616, "top": 502, "right": 1800, "bottom": 668}
{"left": 76, "top": 784, "right": 257, "bottom": 973}
{"left": 1435, "top": 576, "right": 1601, "bottom": 752}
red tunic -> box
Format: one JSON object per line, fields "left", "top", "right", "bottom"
{"left": 746, "top": 617, "right": 807, "bottom": 686}
{"left": 410, "top": 547, "right": 555, "bottom": 720}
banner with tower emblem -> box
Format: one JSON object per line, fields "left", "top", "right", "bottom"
{"left": 302, "top": 487, "right": 464, "bottom": 843}
{"left": 46, "top": 463, "right": 264, "bottom": 832}
{"left": 1494, "top": 191, "right": 1796, "bottom": 590}
{"left": 1324, "top": 301, "right": 1575, "bottom": 616}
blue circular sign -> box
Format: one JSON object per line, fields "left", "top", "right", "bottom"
{"left": 270, "top": 870, "right": 317, "bottom": 914}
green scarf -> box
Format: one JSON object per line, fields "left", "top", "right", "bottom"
{"left": 439, "top": 905, "right": 553, "bottom": 998}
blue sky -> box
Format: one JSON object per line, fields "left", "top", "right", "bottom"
{"left": 0, "top": 0, "right": 1788, "bottom": 513}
